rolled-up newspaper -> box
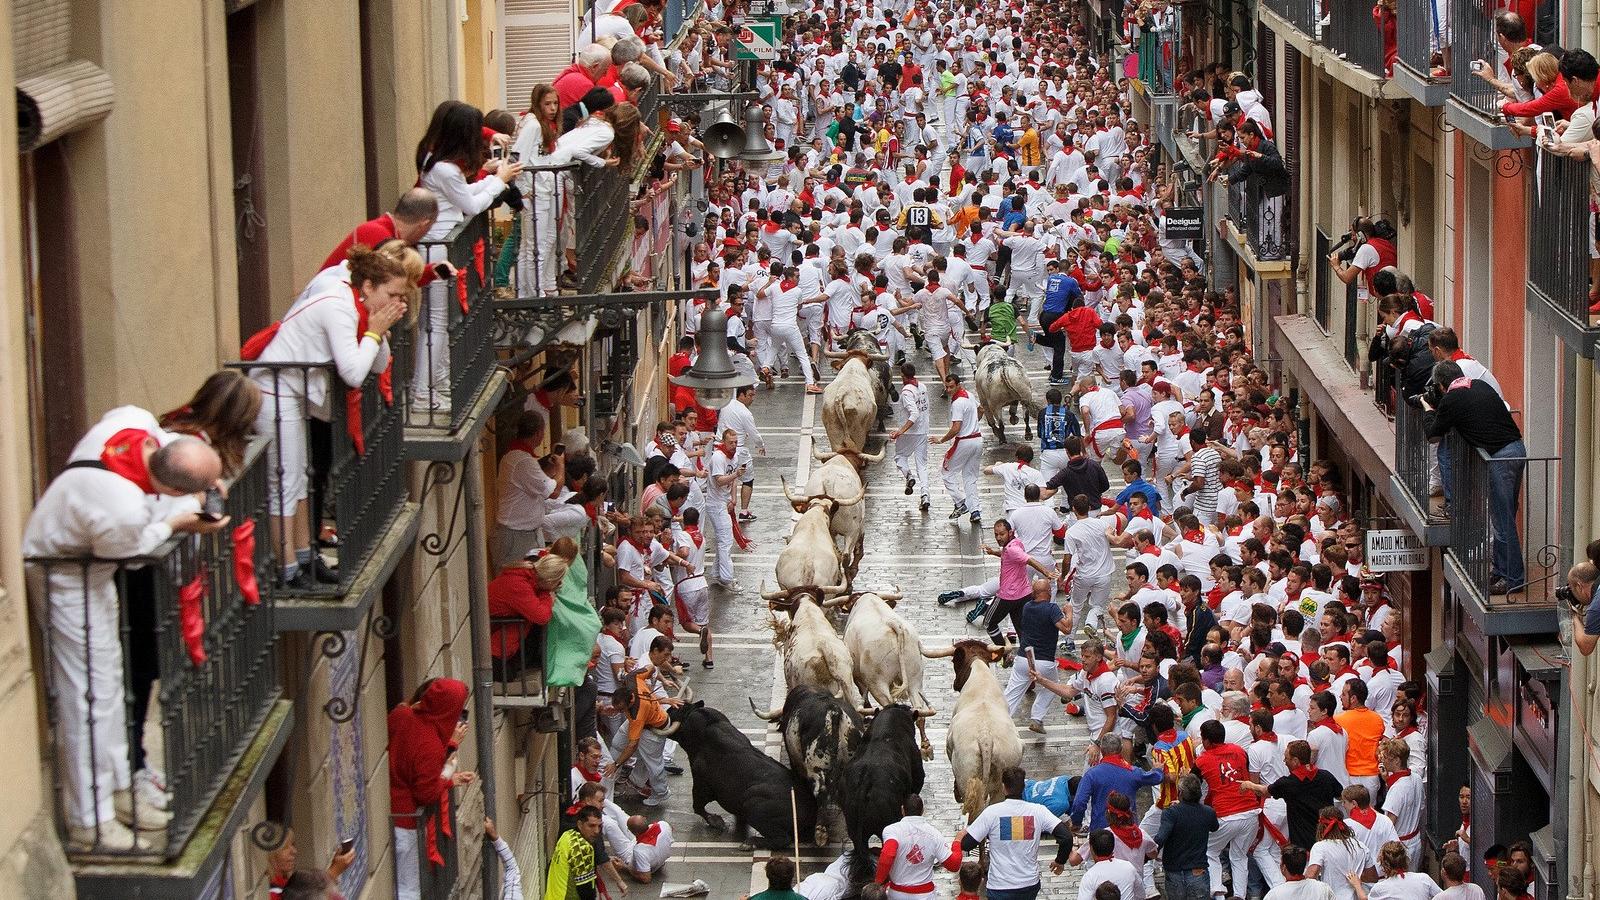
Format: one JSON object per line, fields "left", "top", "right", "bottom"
{"left": 659, "top": 878, "right": 711, "bottom": 897}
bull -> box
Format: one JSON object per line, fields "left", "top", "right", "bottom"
{"left": 839, "top": 589, "right": 935, "bottom": 760}
{"left": 773, "top": 478, "right": 862, "bottom": 592}
{"left": 654, "top": 701, "right": 818, "bottom": 850}
{"left": 836, "top": 704, "right": 934, "bottom": 883}
{"left": 749, "top": 685, "right": 863, "bottom": 845}
{"left": 969, "top": 341, "right": 1040, "bottom": 443}
{"left": 841, "top": 329, "right": 892, "bottom": 430}
{"left": 922, "top": 639, "right": 1022, "bottom": 821}
{"left": 762, "top": 586, "right": 863, "bottom": 710}
{"left": 819, "top": 344, "right": 887, "bottom": 452}
{"left": 786, "top": 455, "right": 879, "bottom": 579}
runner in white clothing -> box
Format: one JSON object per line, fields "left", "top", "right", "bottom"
{"left": 933, "top": 372, "right": 983, "bottom": 523}
{"left": 873, "top": 796, "right": 962, "bottom": 899}
{"left": 889, "top": 363, "right": 932, "bottom": 512}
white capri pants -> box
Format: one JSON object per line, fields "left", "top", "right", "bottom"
{"left": 253, "top": 382, "right": 310, "bottom": 517}
{"left": 768, "top": 323, "right": 817, "bottom": 383}
{"left": 895, "top": 432, "right": 929, "bottom": 495}
{"left": 1005, "top": 655, "right": 1060, "bottom": 721}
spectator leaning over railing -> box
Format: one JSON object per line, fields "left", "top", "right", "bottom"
{"left": 557, "top": 44, "right": 614, "bottom": 109}
{"left": 1471, "top": 12, "right": 1537, "bottom": 102}
{"left": 246, "top": 242, "right": 418, "bottom": 588}
{"left": 388, "top": 678, "right": 477, "bottom": 900}
{"left": 1422, "top": 359, "right": 1527, "bottom": 595}
{"left": 23, "top": 410, "right": 229, "bottom": 850}
{"left": 1234, "top": 120, "right": 1289, "bottom": 256}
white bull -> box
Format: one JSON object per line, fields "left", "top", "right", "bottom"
{"left": 819, "top": 347, "right": 886, "bottom": 452}
{"left": 773, "top": 480, "right": 863, "bottom": 592}
{"left": 923, "top": 639, "right": 1022, "bottom": 821}
{"left": 762, "top": 587, "right": 863, "bottom": 709}
{"left": 841, "top": 589, "right": 935, "bottom": 759}
{"left": 790, "top": 451, "right": 881, "bottom": 579}
{"left": 970, "top": 342, "right": 1041, "bottom": 444}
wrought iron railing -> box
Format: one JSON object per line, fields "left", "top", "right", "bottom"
{"left": 489, "top": 617, "right": 548, "bottom": 705}
{"left": 413, "top": 213, "right": 499, "bottom": 431}
{"left": 519, "top": 161, "right": 634, "bottom": 298}
{"left": 229, "top": 357, "right": 409, "bottom": 598}
{"left": 29, "top": 438, "right": 280, "bottom": 858}
{"left": 1396, "top": 0, "right": 1444, "bottom": 79}
{"left": 1262, "top": 0, "right": 1317, "bottom": 39}
{"left": 1445, "top": 438, "right": 1562, "bottom": 604}
{"left": 1528, "top": 149, "right": 1595, "bottom": 327}
{"left": 1449, "top": 0, "right": 1502, "bottom": 118}
{"left": 1374, "top": 339, "right": 1397, "bottom": 415}
{"left": 1393, "top": 393, "right": 1439, "bottom": 514}
{"left": 394, "top": 793, "right": 460, "bottom": 900}
{"left": 1327, "top": 0, "right": 1388, "bottom": 76}
{"left": 1228, "top": 176, "right": 1289, "bottom": 261}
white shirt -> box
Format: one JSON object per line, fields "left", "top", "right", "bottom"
{"left": 1078, "top": 857, "right": 1142, "bottom": 900}
{"left": 495, "top": 447, "right": 558, "bottom": 531}
{"left": 1307, "top": 722, "right": 1351, "bottom": 785}
{"left": 1310, "top": 838, "right": 1371, "bottom": 900}
{"left": 1369, "top": 874, "right": 1442, "bottom": 900}
{"left": 949, "top": 391, "right": 980, "bottom": 436}
{"left": 718, "top": 398, "right": 765, "bottom": 453}
{"left": 898, "top": 381, "right": 930, "bottom": 434}
{"left": 594, "top": 632, "right": 626, "bottom": 694}
{"left": 966, "top": 798, "right": 1062, "bottom": 889}
{"left": 706, "top": 446, "right": 737, "bottom": 506}
{"left": 252, "top": 279, "right": 391, "bottom": 412}
{"left": 880, "top": 815, "right": 952, "bottom": 890}
{"left": 1347, "top": 812, "right": 1400, "bottom": 870}
{"left": 1073, "top": 665, "right": 1121, "bottom": 735}
{"left": 991, "top": 461, "right": 1047, "bottom": 511}
{"left": 1383, "top": 772, "right": 1423, "bottom": 843}
{"left": 1264, "top": 880, "right": 1336, "bottom": 900}
{"left": 1065, "top": 518, "right": 1114, "bottom": 583}
{"left": 1009, "top": 503, "right": 1064, "bottom": 559}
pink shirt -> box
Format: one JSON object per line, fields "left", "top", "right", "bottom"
{"left": 998, "top": 537, "right": 1034, "bottom": 600}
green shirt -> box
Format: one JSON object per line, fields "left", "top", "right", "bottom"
{"left": 543, "top": 829, "right": 597, "bottom": 900}
{"left": 987, "top": 300, "right": 1018, "bottom": 343}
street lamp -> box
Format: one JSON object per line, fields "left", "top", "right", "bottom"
{"left": 669, "top": 304, "right": 755, "bottom": 409}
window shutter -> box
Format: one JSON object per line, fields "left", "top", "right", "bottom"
{"left": 1284, "top": 49, "right": 1301, "bottom": 262}
{"left": 502, "top": 0, "right": 575, "bottom": 111}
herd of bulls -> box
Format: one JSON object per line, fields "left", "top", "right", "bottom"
{"left": 647, "top": 332, "right": 1050, "bottom": 883}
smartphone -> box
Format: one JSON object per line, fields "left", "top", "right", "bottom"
{"left": 459, "top": 708, "right": 470, "bottom": 724}
{"left": 432, "top": 261, "right": 454, "bottom": 281}
{"left": 339, "top": 838, "right": 356, "bottom": 855}
{"left": 1470, "top": 59, "right": 1487, "bottom": 73}
{"left": 198, "top": 486, "right": 225, "bottom": 522}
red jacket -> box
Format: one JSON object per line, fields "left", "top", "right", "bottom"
{"left": 488, "top": 566, "right": 555, "bottom": 658}
{"left": 1504, "top": 75, "right": 1580, "bottom": 121}
{"left": 321, "top": 214, "right": 438, "bottom": 286}
{"left": 388, "top": 678, "right": 468, "bottom": 827}
{"left": 1050, "top": 305, "right": 1103, "bottom": 353}
{"left": 554, "top": 64, "right": 597, "bottom": 108}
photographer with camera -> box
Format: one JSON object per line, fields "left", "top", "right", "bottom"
{"left": 1327, "top": 217, "right": 1398, "bottom": 302}
{"left": 1566, "top": 562, "right": 1600, "bottom": 656}
{"left": 1423, "top": 360, "right": 1528, "bottom": 595}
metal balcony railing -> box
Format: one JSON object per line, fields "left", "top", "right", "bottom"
{"left": 29, "top": 438, "right": 280, "bottom": 858}
{"left": 394, "top": 793, "right": 460, "bottom": 900}
{"left": 1445, "top": 437, "right": 1563, "bottom": 605}
{"left": 1373, "top": 340, "right": 1398, "bottom": 415}
{"left": 1449, "top": 0, "right": 1502, "bottom": 118}
{"left": 1393, "top": 394, "right": 1444, "bottom": 518}
{"left": 1227, "top": 176, "right": 1290, "bottom": 261}
{"left": 1528, "top": 150, "right": 1597, "bottom": 328}
{"left": 518, "top": 162, "right": 635, "bottom": 298}
{"left": 230, "top": 356, "right": 409, "bottom": 599}
{"left": 489, "top": 617, "right": 548, "bottom": 707}
{"left": 1263, "top": 0, "right": 1318, "bottom": 39}
{"left": 412, "top": 213, "right": 499, "bottom": 432}
{"left": 1396, "top": 0, "right": 1447, "bottom": 78}
{"left": 1327, "top": 0, "right": 1388, "bottom": 76}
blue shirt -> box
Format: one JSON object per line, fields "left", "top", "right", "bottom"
{"left": 1116, "top": 479, "right": 1162, "bottom": 516}
{"left": 1586, "top": 591, "right": 1600, "bottom": 637}
{"left": 1018, "top": 598, "right": 1065, "bottom": 660}
{"left": 1041, "top": 274, "right": 1082, "bottom": 318}
{"left": 1024, "top": 775, "right": 1076, "bottom": 816}
{"left": 1067, "top": 759, "right": 1165, "bottom": 830}
{"left": 1038, "top": 403, "right": 1079, "bottom": 450}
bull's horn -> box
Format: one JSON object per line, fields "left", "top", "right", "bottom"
{"left": 877, "top": 591, "right": 903, "bottom": 602}
{"left": 822, "top": 348, "right": 845, "bottom": 359}
{"left": 822, "top": 594, "right": 854, "bottom": 608}
{"left": 749, "top": 697, "right": 783, "bottom": 721}
{"left": 860, "top": 447, "right": 886, "bottom": 463}
{"left": 866, "top": 351, "right": 888, "bottom": 361}
{"left": 781, "top": 477, "right": 808, "bottom": 505}
{"left": 857, "top": 706, "right": 879, "bottom": 717}
{"left": 832, "top": 486, "right": 866, "bottom": 507}
{"left": 819, "top": 580, "right": 851, "bottom": 596}
{"left": 812, "top": 447, "right": 838, "bottom": 462}
{"left": 921, "top": 644, "right": 956, "bottom": 658}
{"left": 650, "top": 720, "right": 681, "bottom": 737}
{"left": 760, "top": 581, "right": 786, "bottom": 601}
{"left": 914, "top": 708, "right": 938, "bottom": 718}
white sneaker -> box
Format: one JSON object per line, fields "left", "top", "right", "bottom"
{"left": 68, "top": 819, "right": 149, "bottom": 852}
{"left": 115, "top": 789, "right": 172, "bottom": 832}
{"left": 134, "top": 768, "right": 171, "bottom": 811}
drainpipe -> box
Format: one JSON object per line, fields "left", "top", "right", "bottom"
{"left": 1571, "top": 363, "right": 1595, "bottom": 900}
{"left": 464, "top": 443, "right": 498, "bottom": 900}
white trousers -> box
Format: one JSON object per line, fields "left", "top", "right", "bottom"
{"left": 1208, "top": 810, "right": 1281, "bottom": 897}
{"left": 961, "top": 577, "right": 1001, "bottom": 599}
{"left": 412, "top": 279, "right": 452, "bottom": 407}
{"left": 614, "top": 725, "right": 669, "bottom": 800}
{"left": 1040, "top": 448, "right": 1070, "bottom": 484}
{"left": 1070, "top": 576, "right": 1112, "bottom": 633}
{"left": 801, "top": 304, "right": 824, "bottom": 347}
{"left": 706, "top": 502, "right": 735, "bottom": 583}
{"left": 50, "top": 583, "right": 130, "bottom": 828}
{"left": 1004, "top": 656, "right": 1060, "bottom": 721}
{"left": 254, "top": 386, "right": 309, "bottom": 516}
{"left": 895, "top": 432, "right": 929, "bottom": 496}
{"left": 520, "top": 171, "right": 561, "bottom": 296}
{"left": 942, "top": 438, "right": 982, "bottom": 510}
{"left": 754, "top": 321, "right": 774, "bottom": 371}
{"left": 768, "top": 323, "right": 817, "bottom": 383}
{"left": 395, "top": 826, "right": 421, "bottom": 900}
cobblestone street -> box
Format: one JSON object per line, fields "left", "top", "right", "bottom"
{"left": 612, "top": 343, "right": 1131, "bottom": 898}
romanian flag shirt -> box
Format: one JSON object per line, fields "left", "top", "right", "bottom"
{"left": 966, "top": 797, "right": 1062, "bottom": 890}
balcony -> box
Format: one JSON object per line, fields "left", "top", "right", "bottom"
{"left": 1525, "top": 149, "right": 1600, "bottom": 356}
{"left": 1439, "top": 438, "right": 1563, "bottom": 635}
{"left": 230, "top": 356, "right": 421, "bottom": 632}
{"left": 1324, "top": 0, "right": 1388, "bottom": 79}
{"left": 1260, "top": 0, "right": 1317, "bottom": 44}
{"left": 1392, "top": 0, "right": 1451, "bottom": 104}
{"left": 394, "top": 794, "right": 461, "bottom": 900}
{"left": 1388, "top": 394, "right": 1452, "bottom": 544}
{"left": 27, "top": 438, "right": 292, "bottom": 896}
{"left": 406, "top": 212, "right": 512, "bottom": 460}
{"left": 1445, "top": 0, "right": 1531, "bottom": 149}
{"left": 1222, "top": 177, "right": 1292, "bottom": 269}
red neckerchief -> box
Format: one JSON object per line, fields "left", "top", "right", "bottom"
{"left": 98, "top": 428, "right": 158, "bottom": 494}
{"left": 1205, "top": 587, "right": 1224, "bottom": 611}
{"left": 576, "top": 764, "right": 602, "bottom": 783}
{"left": 1108, "top": 821, "right": 1144, "bottom": 848}
{"left": 1081, "top": 385, "right": 1100, "bottom": 394}
{"left": 1333, "top": 665, "right": 1358, "bottom": 680}
{"left": 1099, "top": 753, "right": 1133, "bottom": 770}
{"left": 717, "top": 441, "right": 738, "bottom": 457}
{"left": 1256, "top": 731, "right": 1278, "bottom": 743}
{"left": 1141, "top": 546, "right": 1162, "bottom": 557}
{"left": 1348, "top": 806, "right": 1378, "bottom": 829}
{"left": 781, "top": 278, "right": 798, "bottom": 291}
{"left": 1234, "top": 715, "right": 1251, "bottom": 725}
{"left": 1131, "top": 507, "right": 1154, "bottom": 520}
{"left": 1086, "top": 659, "right": 1112, "bottom": 680}
{"left": 1384, "top": 769, "right": 1412, "bottom": 789}
{"left": 952, "top": 388, "right": 970, "bottom": 400}
{"left": 533, "top": 389, "right": 554, "bottom": 411}
{"left": 1396, "top": 725, "right": 1418, "bottom": 739}
{"left": 1183, "top": 529, "right": 1205, "bottom": 543}
{"left": 1291, "top": 763, "right": 1319, "bottom": 781}
{"left": 1271, "top": 703, "right": 1294, "bottom": 716}
{"left": 637, "top": 822, "right": 665, "bottom": 845}
{"left": 1283, "top": 587, "right": 1302, "bottom": 605}
{"left": 1285, "top": 875, "right": 1306, "bottom": 882}
{"left": 626, "top": 536, "right": 651, "bottom": 554}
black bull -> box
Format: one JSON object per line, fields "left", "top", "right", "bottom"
{"left": 836, "top": 704, "right": 927, "bottom": 883}
{"left": 753, "top": 685, "right": 864, "bottom": 844}
{"left": 660, "top": 701, "right": 818, "bottom": 850}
